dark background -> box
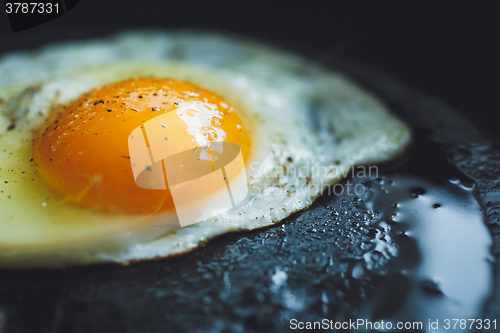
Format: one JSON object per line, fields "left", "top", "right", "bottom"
{"left": 0, "top": 0, "right": 499, "bottom": 137}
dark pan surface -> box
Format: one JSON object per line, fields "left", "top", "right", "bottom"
{"left": 0, "top": 53, "right": 499, "bottom": 332}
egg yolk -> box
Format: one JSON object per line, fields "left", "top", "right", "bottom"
{"left": 33, "top": 78, "right": 251, "bottom": 214}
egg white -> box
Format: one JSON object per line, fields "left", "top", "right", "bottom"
{"left": 0, "top": 31, "right": 411, "bottom": 268}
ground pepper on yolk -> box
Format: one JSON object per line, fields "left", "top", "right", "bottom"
{"left": 33, "top": 78, "right": 251, "bottom": 214}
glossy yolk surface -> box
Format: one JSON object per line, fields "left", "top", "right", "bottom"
{"left": 33, "top": 78, "right": 251, "bottom": 214}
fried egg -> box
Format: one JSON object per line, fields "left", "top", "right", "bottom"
{"left": 0, "top": 31, "right": 411, "bottom": 268}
